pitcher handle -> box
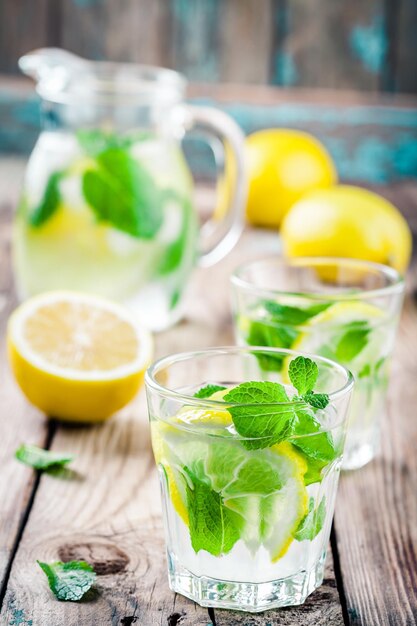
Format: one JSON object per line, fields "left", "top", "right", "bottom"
{"left": 180, "top": 105, "right": 247, "bottom": 268}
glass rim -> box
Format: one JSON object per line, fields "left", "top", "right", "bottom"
{"left": 34, "top": 62, "right": 187, "bottom": 106}
{"left": 145, "top": 346, "right": 354, "bottom": 410}
{"left": 231, "top": 256, "right": 404, "bottom": 302}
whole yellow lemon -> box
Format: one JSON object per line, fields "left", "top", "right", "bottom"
{"left": 281, "top": 185, "right": 412, "bottom": 273}
{"left": 245, "top": 129, "right": 337, "bottom": 228}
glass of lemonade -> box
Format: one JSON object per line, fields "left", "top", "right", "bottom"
{"left": 14, "top": 48, "right": 246, "bottom": 330}
{"left": 145, "top": 347, "right": 353, "bottom": 612}
{"left": 231, "top": 257, "right": 405, "bottom": 470}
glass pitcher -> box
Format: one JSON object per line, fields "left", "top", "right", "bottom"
{"left": 14, "top": 48, "right": 246, "bottom": 330}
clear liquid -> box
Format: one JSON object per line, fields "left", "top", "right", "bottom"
{"left": 14, "top": 131, "right": 198, "bottom": 330}
{"left": 151, "top": 383, "right": 344, "bottom": 611}
{"left": 235, "top": 303, "right": 397, "bottom": 469}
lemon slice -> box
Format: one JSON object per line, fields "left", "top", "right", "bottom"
{"left": 8, "top": 291, "right": 153, "bottom": 422}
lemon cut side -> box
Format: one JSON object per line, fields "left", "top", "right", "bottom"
{"left": 8, "top": 291, "right": 153, "bottom": 422}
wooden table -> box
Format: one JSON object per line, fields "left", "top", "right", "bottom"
{"left": 0, "top": 158, "right": 416, "bottom": 626}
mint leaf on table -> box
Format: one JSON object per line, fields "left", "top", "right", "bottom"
{"left": 289, "top": 356, "right": 318, "bottom": 395}
{"left": 15, "top": 445, "right": 74, "bottom": 470}
{"left": 194, "top": 384, "right": 227, "bottom": 399}
{"left": 264, "top": 301, "right": 331, "bottom": 326}
{"left": 37, "top": 560, "right": 96, "bottom": 601}
{"left": 29, "top": 171, "right": 62, "bottom": 227}
{"left": 246, "top": 321, "right": 298, "bottom": 372}
{"left": 224, "top": 382, "right": 295, "bottom": 450}
{"left": 185, "top": 469, "right": 242, "bottom": 556}
{"left": 294, "top": 497, "right": 326, "bottom": 542}
{"left": 335, "top": 321, "right": 370, "bottom": 362}
{"left": 82, "top": 147, "right": 163, "bottom": 239}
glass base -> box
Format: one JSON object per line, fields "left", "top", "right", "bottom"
{"left": 342, "top": 442, "right": 375, "bottom": 470}
{"left": 167, "top": 552, "right": 326, "bottom": 613}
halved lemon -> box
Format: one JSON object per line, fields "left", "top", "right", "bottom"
{"left": 7, "top": 291, "right": 153, "bottom": 422}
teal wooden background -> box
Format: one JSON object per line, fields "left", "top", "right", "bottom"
{"left": 1, "top": 0, "right": 416, "bottom": 93}
{"left": 0, "top": 0, "right": 416, "bottom": 182}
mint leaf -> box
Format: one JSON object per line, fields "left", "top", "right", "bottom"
{"left": 194, "top": 384, "right": 227, "bottom": 399}
{"left": 37, "top": 560, "right": 96, "bottom": 601}
{"left": 82, "top": 147, "right": 163, "bottom": 239}
{"left": 294, "top": 497, "right": 326, "bottom": 541}
{"left": 158, "top": 196, "right": 195, "bottom": 276}
{"left": 265, "top": 301, "right": 331, "bottom": 325}
{"left": 289, "top": 357, "right": 318, "bottom": 395}
{"left": 223, "top": 457, "right": 283, "bottom": 498}
{"left": 292, "top": 407, "right": 336, "bottom": 465}
{"left": 246, "top": 321, "right": 297, "bottom": 372}
{"left": 335, "top": 321, "right": 370, "bottom": 362}
{"left": 15, "top": 445, "right": 74, "bottom": 470}
{"left": 29, "top": 172, "right": 62, "bottom": 227}
{"left": 304, "top": 392, "right": 329, "bottom": 409}
{"left": 185, "top": 469, "right": 242, "bottom": 556}
{"left": 224, "top": 382, "right": 295, "bottom": 450}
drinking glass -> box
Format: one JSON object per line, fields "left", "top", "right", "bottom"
{"left": 145, "top": 346, "right": 353, "bottom": 612}
{"left": 231, "top": 257, "right": 404, "bottom": 469}
{"left": 14, "top": 48, "right": 246, "bottom": 330}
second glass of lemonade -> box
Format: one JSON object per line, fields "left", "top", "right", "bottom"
{"left": 231, "top": 257, "right": 404, "bottom": 470}
{"left": 146, "top": 347, "right": 353, "bottom": 612}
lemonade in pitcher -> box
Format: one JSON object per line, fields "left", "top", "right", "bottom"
{"left": 14, "top": 129, "right": 197, "bottom": 328}
{"left": 14, "top": 49, "right": 246, "bottom": 330}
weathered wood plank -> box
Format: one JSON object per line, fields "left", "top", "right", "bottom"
{"left": 0, "top": 159, "right": 48, "bottom": 596}
{"left": 275, "top": 0, "right": 388, "bottom": 90}
{"left": 395, "top": 0, "right": 417, "bottom": 94}
{"left": 0, "top": 0, "right": 50, "bottom": 74}
{"left": 61, "top": 0, "right": 172, "bottom": 67}
{"left": 218, "top": 0, "right": 273, "bottom": 84}
{"left": 170, "top": 0, "right": 220, "bottom": 81}
{"left": 333, "top": 286, "right": 417, "bottom": 622}
{"left": 1, "top": 77, "right": 416, "bottom": 185}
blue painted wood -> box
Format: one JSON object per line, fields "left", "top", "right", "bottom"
{"left": 1, "top": 85, "right": 416, "bottom": 184}
{"left": 171, "top": 0, "right": 220, "bottom": 82}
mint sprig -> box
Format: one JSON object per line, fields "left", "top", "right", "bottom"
{"left": 221, "top": 356, "right": 331, "bottom": 451}
{"left": 294, "top": 497, "right": 326, "bottom": 541}
{"left": 194, "top": 384, "right": 227, "bottom": 399}
{"left": 289, "top": 356, "right": 329, "bottom": 411}
{"left": 82, "top": 147, "right": 163, "bottom": 239}
{"left": 15, "top": 445, "right": 74, "bottom": 470}
{"left": 29, "top": 171, "right": 62, "bottom": 227}
{"left": 37, "top": 560, "right": 96, "bottom": 601}
{"left": 265, "top": 301, "right": 331, "bottom": 325}
{"left": 185, "top": 469, "right": 242, "bottom": 556}
{"left": 335, "top": 321, "right": 370, "bottom": 362}
{"left": 224, "top": 382, "right": 295, "bottom": 450}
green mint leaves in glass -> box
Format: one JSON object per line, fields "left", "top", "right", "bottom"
{"left": 231, "top": 257, "right": 404, "bottom": 470}
{"left": 145, "top": 347, "right": 353, "bottom": 612}
{"left": 15, "top": 48, "right": 247, "bottom": 330}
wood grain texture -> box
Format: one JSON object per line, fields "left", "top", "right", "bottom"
{"left": 170, "top": 0, "right": 220, "bottom": 81}
{"left": 396, "top": 0, "right": 417, "bottom": 94}
{"left": 0, "top": 159, "right": 48, "bottom": 593}
{"left": 334, "top": 293, "right": 417, "bottom": 625}
{"left": 218, "top": 0, "right": 273, "bottom": 84}
{"left": 276, "top": 0, "right": 387, "bottom": 90}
